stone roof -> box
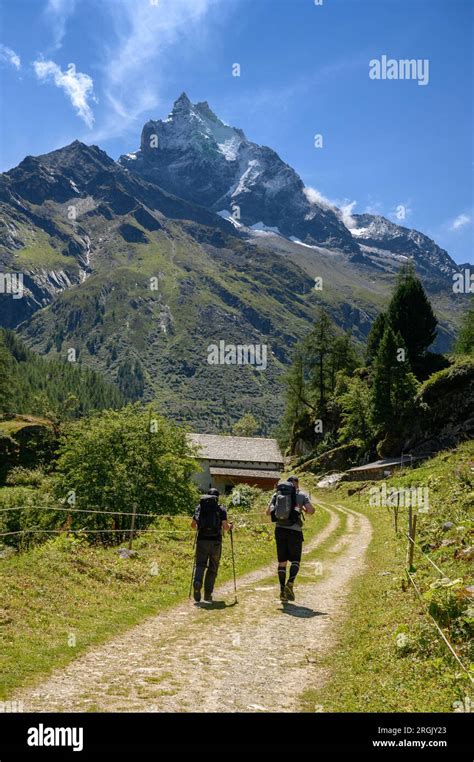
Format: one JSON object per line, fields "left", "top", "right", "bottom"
{"left": 187, "top": 433, "right": 283, "bottom": 464}
{"left": 210, "top": 467, "right": 281, "bottom": 479}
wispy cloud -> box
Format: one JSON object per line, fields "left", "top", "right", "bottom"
{"left": 0, "top": 44, "right": 21, "bottom": 70}
{"left": 304, "top": 186, "right": 358, "bottom": 228}
{"left": 450, "top": 213, "right": 471, "bottom": 231}
{"left": 33, "top": 59, "right": 96, "bottom": 127}
{"left": 44, "top": 0, "right": 78, "bottom": 50}
{"left": 364, "top": 199, "right": 384, "bottom": 215}
{"left": 90, "top": 0, "right": 219, "bottom": 141}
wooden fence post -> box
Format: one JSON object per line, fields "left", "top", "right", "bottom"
{"left": 393, "top": 491, "right": 399, "bottom": 534}
{"left": 128, "top": 503, "right": 137, "bottom": 551}
{"left": 407, "top": 505, "right": 417, "bottom": 571}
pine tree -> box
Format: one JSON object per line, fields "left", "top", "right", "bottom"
{"left": 387, "top": 261, "right": 438, "bottom": 367}
{"left": 338, "top": 375, "right": 374, "bottom": 449}
{"left": 0, "top": 334, "right": 13, "bottom": 414}
{"left": 329, "top": 333, "right": 360, "bottom": 390}
{"left": 454, "top": 299, "right": 474, "bottom": 356}
{"left": 117, "top": 356, "right": 145, "bottom": 401}
{"left": 0, "top": 328, "right": 123, "bottom": 417}
{"left": 366, "top": 312, "right": 387, "bottom": 365}
{"left": 305, "top": 307, "right": 336, "bottom": 412}
{"left": 372, "top": 325, "right": 419, "bottom": 437}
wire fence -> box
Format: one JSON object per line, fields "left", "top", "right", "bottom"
{"left": 405, "top": 567, "right": 473, "bottom": 684}
{"left": 0, "top": 504, "right": 269, "bottom": 518}
{"left": 0, "top": 503, "right": 272, "bottom": 539}
{"left": 386, "top": 500, "right": 473, "bottom": 684}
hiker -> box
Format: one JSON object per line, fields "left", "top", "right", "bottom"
{"left": 191, "top": 488, "right": 231, "bottom": 603}
{"left": 266, "top": 476, "right": 315, "bottom": 602}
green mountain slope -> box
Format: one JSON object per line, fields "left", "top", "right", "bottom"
{"left": 0, "top": 124, "right": 469, "bottom": 431}
{"left": 0, "top": 328, "right": 123, "bottom": 417}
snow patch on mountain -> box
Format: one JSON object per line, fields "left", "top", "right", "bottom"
{"left": 231, "top": 160, "right": 261, "bottom": 196}
{"left": 250, "top": 222, "right": 281, "bottom": 235}
{"left": 216, "top": 136, "right": 241, "bottom": 161}
{"left": 217, "top": 209, "right": 242, "bottom": 228}
{"left": 350, "top": 227, "right": 370, "bottom": 237}
{"left": 289, "top": 236, "right": 318, "bottom": 249}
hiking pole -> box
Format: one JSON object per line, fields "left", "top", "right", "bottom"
{"left": 188, "top": 528, "right": 198, "bottom": 600}
{"left": 229, "top": 526, "right": 238, "bottom": 604}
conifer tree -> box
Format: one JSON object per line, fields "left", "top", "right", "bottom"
{"left": 366, "top": 312, "right": 387, "bottom": 365}
{"left": 387, "top": 261, "right": 437, "bottom": 366}
{"left": 372, "top": 325, "right": 419, "bottom": 437}
{"left": 0, "top": 334, "right": 13, "bottom": 414}
{"left": 454, "top": 299, "right": 474, "bottom": 356}
{"left": 305, "top": 307, "right": 336, "bottom": 412}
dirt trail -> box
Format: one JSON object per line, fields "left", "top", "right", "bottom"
{"left": 15, "top": 502, "right": 372, "bottom": 713}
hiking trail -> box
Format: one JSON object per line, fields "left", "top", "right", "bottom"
{"left": 14, "top": 501, "right": 372, "bottom": 712}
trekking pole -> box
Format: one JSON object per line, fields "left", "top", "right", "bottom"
{"left": 229, "top": 526, "right": 238, "bottom": 604}
{"left": 188, "top": 528, "right": 198, "bottom": 600}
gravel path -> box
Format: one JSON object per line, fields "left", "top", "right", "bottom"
{"left": 14, "top": 501, "right": 372, "bottom": 713}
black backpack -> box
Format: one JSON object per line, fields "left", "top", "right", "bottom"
{"left": 197, "top": 494, "right": 221, "bottom": 537}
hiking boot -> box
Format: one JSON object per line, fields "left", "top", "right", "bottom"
{"left": 280, "top": 588, "right": 288, "bottom": 602}
{"left": 203, "top": 593, "right": 213, "bottom": 603}
{"left": 284, "top": 582, "right": 295, "bottom": 601}
{"left": 193, "top": 587, "right": 201, "bottom": 603}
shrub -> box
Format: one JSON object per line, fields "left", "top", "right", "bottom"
{"left": 225, "top": 484, "right": 264, "bottom": 512}
{"left": 6, "top": 467, "right": 45, "bottom": 488}
{"left": 53, "top": 404, "right": 200, "bottom": 544}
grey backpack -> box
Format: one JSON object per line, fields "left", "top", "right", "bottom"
{"left": 273, "top": 481, "right": 297, "bottom": 523}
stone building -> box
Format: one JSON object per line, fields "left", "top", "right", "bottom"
{"left": 187, "top": 433, "right": 284, "bottom": 494}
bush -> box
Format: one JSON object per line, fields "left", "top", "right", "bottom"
{"left": 53, "top": 404, "right": 200, "bottom": 544}
{"left": 0, "top": 483, "right": 58, "bottom": 550}
{"left": 419, "top": 358, "right": 474, "bottom": 400}
{"left": 5, "top": 467, "right": 45, "bottom": 488}
{"left": 225, "top": 484, "right": 264, "bottom": 511}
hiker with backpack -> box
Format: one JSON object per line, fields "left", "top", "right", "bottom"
{"left": 266, "top": 476, "right": 315, "bottom": 602}
{"left": 191, "top": 488, "right": 232, "bottom": 603}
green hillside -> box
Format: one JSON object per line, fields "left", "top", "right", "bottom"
{"left": 0, "top": 328, "right": 123, "bottom": 418}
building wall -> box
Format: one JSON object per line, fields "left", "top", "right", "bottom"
{"left": 193, "top": 458, "right": 282, "bottom": 494}
{"left": 212, "top": 474, "right": 279, "bottom": 494}
{"left": 194, "top": 460, "right": 212, "bottom": 492}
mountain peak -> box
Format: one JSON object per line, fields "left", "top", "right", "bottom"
{"left": 194, "top": 100, "right": 219, "bottom": 122}
{"left": 118, "top": 95, "right": 357, "bottom": 250}
{"left": 172, "top": 91, "right": 192, "bottom": 112}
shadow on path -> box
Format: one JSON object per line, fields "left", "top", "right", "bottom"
{"left": 279, "top": 604, "right": 328, "bottom": 619}
{"left": 194, "top": 600, "right": 238, "bottom": 610}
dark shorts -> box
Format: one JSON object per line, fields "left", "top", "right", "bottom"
{"left": 275, "top": 526, "right": 303, "bottom": 563}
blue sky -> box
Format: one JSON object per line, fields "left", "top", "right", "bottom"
{"left": 0, "top": 0, "right": 472, "bottom": 263}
